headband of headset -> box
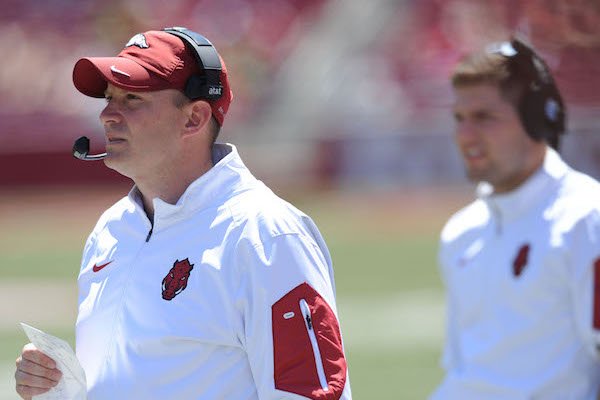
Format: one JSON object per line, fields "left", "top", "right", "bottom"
{"left": 487, "top": 38, "right": 566, "bottom": 149}
{"left": 163, "top": 27, "right": 224, "bottom": 101}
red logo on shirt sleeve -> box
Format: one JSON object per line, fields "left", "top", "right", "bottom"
{"left": 272, "top": 282, "right": 347, "bottom": 399}
{"left": 593, "top": 258, "right": 600, "bottom": 329}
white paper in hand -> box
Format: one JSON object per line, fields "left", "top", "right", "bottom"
{"left": 20, "top": 323, "right": 87, "bottom": 400}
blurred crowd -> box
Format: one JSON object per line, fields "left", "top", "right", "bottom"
{"left": 1, "top": 0, "right": 599, "bottom": 184}
{"left": 0, "top": 0, "right": 326, "bottom": 153}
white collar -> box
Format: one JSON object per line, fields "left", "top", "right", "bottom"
{"left": 127, "top": 143, "right": 257, "bottom": 231}
{"left": 477, "top": 147, "right": 569, "bottom": 222}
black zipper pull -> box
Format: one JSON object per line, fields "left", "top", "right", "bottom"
{"left": 145, "top": 227, "right": 153, "bottom": 242}
{"left": 300, "top": 299, "right": 313, "bottom": 330}
{"left": 305, "top": 313, "right": 313, "bottom": 330}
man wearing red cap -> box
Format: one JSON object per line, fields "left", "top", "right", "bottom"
{"left": 15, "top": 28, "right": 352, "bottom": 400}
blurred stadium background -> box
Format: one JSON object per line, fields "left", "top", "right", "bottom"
{"left": 1, "top": 0, "right": 599, "bottom": 398}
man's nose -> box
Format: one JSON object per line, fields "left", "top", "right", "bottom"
{"left": 99, "top": 101, "right": 122, "bottom": 125}
{"left": 455, "top": 119, "right": 479, "bottom": 142}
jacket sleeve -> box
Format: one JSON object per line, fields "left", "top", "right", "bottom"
{"left": 437, "top": 251, "right": 458, "bottom": 373}
{"left": 567, "top": 209, "right": 600, "bottom": 359}
{"left": 233, "top": 231, "right": 351, "bottom": 400}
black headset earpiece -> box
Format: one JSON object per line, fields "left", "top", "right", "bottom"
{"left": 162, "top": 26, "right": 224, "bottom": 101}
{"left": 488, "top": 38, "right": 566, "bottom": 150}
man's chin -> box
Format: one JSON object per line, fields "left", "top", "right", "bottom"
{"left": 103, "top": 156, "right": 129, "bottom": 176}
{"left": 465, "top": 167, "right": 488, "bottom": 183}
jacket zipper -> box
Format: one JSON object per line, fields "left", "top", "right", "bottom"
{"left": 489, "top": 202, "right": 502, "bottom": 235}
{"left": 299, "top": 299, "right": 329, "bottom": 392}
{"left": 145, "top": 227, "right": 153, "bottom": 242}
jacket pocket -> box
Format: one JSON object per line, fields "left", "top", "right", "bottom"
{"left": 272, "top": 282, "right": 347, "bottom": 399}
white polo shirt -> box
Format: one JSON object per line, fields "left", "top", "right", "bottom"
{"left": 76, "top": 144, "right": 351, "bottom": 400}
{"left": 432, "top": 148, "right": 600, "bottom": 399}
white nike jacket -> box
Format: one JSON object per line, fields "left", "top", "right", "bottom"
{"left": 76, "top": 143, "right": 351, "bottom": 400}
{"left": 431, "top": 148, "right": 600, "bottom": 399}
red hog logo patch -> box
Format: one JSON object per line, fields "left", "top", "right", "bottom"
{"left": 162, "top": 258, "right": 194, "bottom": 300}
{"left": 512, "top": 244, "right": 530, "bottom": 277}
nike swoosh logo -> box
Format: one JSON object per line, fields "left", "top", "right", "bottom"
{"left": 110, "top": 65, "right": 131, "bottom": 77}
{"left": 93, "top": 261, "right": 113, "bottom": 273}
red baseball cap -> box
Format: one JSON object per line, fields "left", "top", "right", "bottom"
{"left": 73, "top": 29, "right": 233, "bottom": 126}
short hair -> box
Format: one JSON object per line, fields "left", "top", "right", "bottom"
{"left": 450, "top": 40, "right": 566, "bottom": 150}
{"left": 173, "top": 91, "right": 221, "bottom": 144}
{"left": 451, "top": 50, "right": 523, "bottom": 110}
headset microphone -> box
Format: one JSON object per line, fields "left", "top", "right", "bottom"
{"left": 72, "top": 136, "right": 107, "bottom": 161}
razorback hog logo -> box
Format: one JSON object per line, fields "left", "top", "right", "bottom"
{"left": 512, "top": 244, "right": 530, "bottom": 277}
{"left": 162, "top": 258, "right": 194, "bottom": 300}
{"left": 125, "top": 33, "right": 148, "bottom": 49}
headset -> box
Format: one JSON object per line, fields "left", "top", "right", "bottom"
{"left": 74, "top": 27, "right": 223, "bottom": 161}
{"left": 162, "top": 26, "right": 224, "bottom": 101}
{"left": 487, "top": 38, "right": 566, "bottom": 150}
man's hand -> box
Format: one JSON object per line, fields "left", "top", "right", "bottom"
{"left": 15, "top": 343, "right": 62, "bottom": 399}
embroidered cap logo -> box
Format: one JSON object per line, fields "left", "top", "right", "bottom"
{"left": 125, "top": 33, "right": 149, "bottom": 49}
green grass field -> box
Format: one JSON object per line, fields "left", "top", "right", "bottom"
{"left": 0, "top": 185, "right": 471, "bottom": 399}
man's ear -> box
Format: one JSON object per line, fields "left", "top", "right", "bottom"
{"left": 182, "top": 100, "right": 212, "bottom": 137}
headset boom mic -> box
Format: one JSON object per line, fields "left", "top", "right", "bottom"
{"left": 72, "top": 136, "right": 107, "bottom": 161}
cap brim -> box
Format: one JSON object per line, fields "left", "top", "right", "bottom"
{"left": 73, "top": 56, "right": 170, "bottom": 98}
